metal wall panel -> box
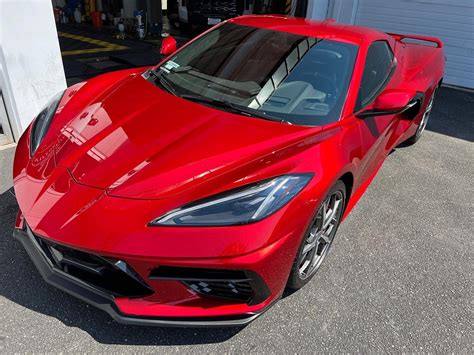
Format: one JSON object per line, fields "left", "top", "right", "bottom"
{"left": 353, "top": 0, "right": 474, "bottom": 88}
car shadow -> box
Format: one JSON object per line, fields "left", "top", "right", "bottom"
{"left": 393, "top": 86, "right": 473, "bottom": 151}
{"left": 0, "top": 191, "right": 242, "bottom": 345}
{"left": 425, "top": 86, "right": 474, "bottom": 142}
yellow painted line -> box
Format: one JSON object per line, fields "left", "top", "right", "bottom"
{"left": 58, "top": 31, "right": 128, "bottom": 56}
{"left": 60, "top": 47, "right": 129, "bottom": 56}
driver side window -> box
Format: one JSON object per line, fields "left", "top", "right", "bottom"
{"left": 355, "top": 41, "right": 394, "bottom": 111}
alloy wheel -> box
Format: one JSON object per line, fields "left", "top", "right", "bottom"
{"left": 418, "top": 90, "right": 436, "bottom": 136}
{"left": 298, "top": 190, "right": 344, "bottom": 280}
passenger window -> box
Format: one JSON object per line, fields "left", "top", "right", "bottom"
{"left": 356, "top": 41, "right": 394, "bottom": 111}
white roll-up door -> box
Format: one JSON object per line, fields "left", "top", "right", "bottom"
{"left": 352, "top": 0, "right": 474, "bottom": 89}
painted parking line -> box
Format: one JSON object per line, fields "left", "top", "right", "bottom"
{"left": 58, "top": 31, "right": 128, "bottom": 56}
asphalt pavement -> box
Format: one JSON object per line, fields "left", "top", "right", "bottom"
{"left": 0, "top": 87, "right": 472, "bottom": 352}
{"left": 58, "top": 22, "right": 192, "bottom": 85}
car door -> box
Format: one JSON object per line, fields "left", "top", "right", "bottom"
{"left": 355, "top": 40, "right": 398, "bottom": 182}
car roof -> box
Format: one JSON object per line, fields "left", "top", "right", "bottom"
{"left": 229, "top": 15, "right": 387, "bottom": 46}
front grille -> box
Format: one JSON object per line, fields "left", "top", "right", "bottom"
{"left": 149, "top": 266, "right": 270, "bottom": 305}
{"left": 33, "top": 235, "right": 153, "bottom": 298}
{"left": 189, "top": 0, "right": 238, "bottom": 16}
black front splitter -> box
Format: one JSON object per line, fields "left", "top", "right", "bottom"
{"left": 13, "top": 227, "right": 266, "bottom": 327}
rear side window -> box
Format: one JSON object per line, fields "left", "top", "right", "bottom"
{"left": 356, "top": 41, "right": 394, "bottom": 111}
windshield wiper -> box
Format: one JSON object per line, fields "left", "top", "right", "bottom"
{"left": 180, "top": 95, "right": 291, "bottom": 125}
{"left": 167, "top": 67, "right": 260, "bottom": 97}
{"left": 169, "top": 65, "right": 196, "bottom": 73}
{"left": 148, "top": 69, "right": 178, "bottom": 96}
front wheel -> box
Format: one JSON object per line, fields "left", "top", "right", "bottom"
{"left": 287, "top": 181, "right": 346, "bottom": 290}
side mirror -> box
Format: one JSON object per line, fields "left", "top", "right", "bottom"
{"left": 160, "top": 36, "right": 177, "bottom": 56}
{"left": 357, "top": 90, "right": 420, "bottom": 118}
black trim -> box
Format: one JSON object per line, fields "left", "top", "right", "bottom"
{"left": 149, "top": 266, "right": 250, "bottom": 282}
{"left": 13, "top": 227, "right": 271, "bottom": 327}
{"left": 149, "top": 266, "right": 271, "bottom": 305}
{"left": 400, "top": 92, "right": 425, "bottom": 120}
{"left": 32, "top": 234, "right": 154, "bottom": 298}
{"left": 356, "top": 92, "right": 424, "bottom": 119}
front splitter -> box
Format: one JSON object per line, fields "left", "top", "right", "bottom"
{"left": 13, "top": 226, "right": 268, "bottom": 327}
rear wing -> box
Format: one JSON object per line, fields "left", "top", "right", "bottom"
{"left": 388, "top": 33, "right": 443, "bottom": 48}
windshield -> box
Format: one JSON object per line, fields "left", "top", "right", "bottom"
{"left": 155, "top": 23, "right": 358, "bottom": 126}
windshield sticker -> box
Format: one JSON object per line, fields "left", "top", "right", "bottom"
{"left": 164, "top": 61, "right": 180, "bottom": 71}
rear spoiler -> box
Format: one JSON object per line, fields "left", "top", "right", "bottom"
{"left": 387, "top": 33, "right": 443, "bottom": 48}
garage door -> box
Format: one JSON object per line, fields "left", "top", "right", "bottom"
{"left": 353, "top": 0, "right": 474, "bottom": 89}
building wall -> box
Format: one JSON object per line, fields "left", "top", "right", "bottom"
{"left": 309, "top": 0, "right": 474, "bottom": 89}
{"left": 0, "top": 0, "right": 67, "bottom": 140}
{"left": 306, "top": 0, "right": 329, "bottom": 20}
{"left": 352, "top": 0, "right": 474, "bottom": 89}
{"left": 326, "top": 0, "right": 358, "bottom": 23}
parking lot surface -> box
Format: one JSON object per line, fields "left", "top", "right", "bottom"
{"left": 0, "top": 87, "right": 472, "bottom": 352}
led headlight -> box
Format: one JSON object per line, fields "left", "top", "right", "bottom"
{"left": 150, "top": 174, "right": 312, "bottom": 226}
{"left": 30, "top": 91, "right": 64, "bottom": 155}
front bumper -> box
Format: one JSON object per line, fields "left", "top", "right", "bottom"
{"left": 13, "top": 226, "right": 272, "bottom": 327}
{"left": 12, "top": 124, "right": 317, "bottom": 326}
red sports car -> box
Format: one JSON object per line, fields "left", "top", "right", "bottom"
{"left": 12, "top": 16, "right": 444, "bottom": 326}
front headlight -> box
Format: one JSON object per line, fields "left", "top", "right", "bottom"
{"left": 30, "top": 91, "right": 64, "bottom": 155}
{"left": 150, "top": 174, "right": 312, "bottom": 226}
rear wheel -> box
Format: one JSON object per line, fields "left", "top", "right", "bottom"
{"left": 287, "top": 181, "right": 346, "bottom": 290}
{"left": 405, "top": 88, "right": 437, "bottom": 145}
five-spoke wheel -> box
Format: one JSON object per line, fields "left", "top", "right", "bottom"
{"left": 417, "top": 89, "right": 436, "bottom": 137}
{"left": 298, "top": 190, "right": 343, "bottom": 279}
{"left": 287, "top": 180, "right": 346, "bottom": 289}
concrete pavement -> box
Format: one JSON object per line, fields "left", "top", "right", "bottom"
{"left": 0, "top": 144, "right": 15, "bottom": 194}
{"left": 0, "top": 87, "right": 472, "bottom": 352}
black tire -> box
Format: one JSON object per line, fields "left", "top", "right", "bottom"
{"left": 404, "top": 88, "right": 438, "bottom": 146}
{"left": 287, "top": 180, "right": 346, "bottom": 290}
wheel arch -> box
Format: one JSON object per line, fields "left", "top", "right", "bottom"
{"left": 338, "top": 171, "right": 354, "bottom": 212}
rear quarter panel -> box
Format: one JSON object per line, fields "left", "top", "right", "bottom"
{"left": 394, "top": 39, "right": 445, "bottom": 92}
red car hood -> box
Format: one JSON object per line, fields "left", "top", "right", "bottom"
{"left": 54, "top": 73, "right": 319, "bottom": 200}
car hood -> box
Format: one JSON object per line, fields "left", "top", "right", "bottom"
{"left": 54, "top": 72, "right": 320, "bottom": 200}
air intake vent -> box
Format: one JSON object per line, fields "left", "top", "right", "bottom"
{"left": 149, "top": 266, "right": 270, "bottom": 305}
{"left": 184, "top": 280, "right": 253, "bottom": 303}
{"left": 149, "top": 266, "right": 249, "bottom": 281}
{"left": 33, "top": 235, "right": 153, "bottom": 298}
